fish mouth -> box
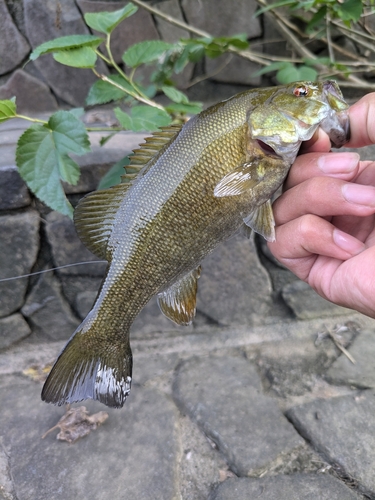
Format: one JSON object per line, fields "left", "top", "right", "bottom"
{"left": 257, "top": 140, "right": 280, "bottom": 157}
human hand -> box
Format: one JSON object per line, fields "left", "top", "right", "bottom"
{"left": 268, "top": 93, "right": 375, "bottom": 318}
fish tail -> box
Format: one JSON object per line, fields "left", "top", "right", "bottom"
{"left": 41, "top": 319, "right": 132, "bottom": 409}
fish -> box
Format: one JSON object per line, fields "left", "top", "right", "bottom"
{"left": 42, "top": 80, "right": 350, "bottom": 408}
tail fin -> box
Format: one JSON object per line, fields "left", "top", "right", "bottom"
{"left": 41, "top": 326, "right": 132, "bottom": 409}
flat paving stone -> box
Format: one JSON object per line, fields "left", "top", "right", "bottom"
{"left": 173, "top": 355, "right": 304, "bottom": 476}
{"left": 209, "top": 473, "right": 364, "bottom": 500}
{"left": 0, "top": 314, "right": 31, "bottom": 350}
{"left": 0, "top": 374, "right": 179, "bottom": 500}
{"left": 287, "top": 391, "right": 375, "bottom": 497}
{"left": 326, "top": 329, "right": 375, "bottom": 388}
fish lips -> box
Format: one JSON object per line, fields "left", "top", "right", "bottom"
{"left": 321, "top": 109, "right": 350, "bottom": 148}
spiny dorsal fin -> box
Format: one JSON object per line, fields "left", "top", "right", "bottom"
{"left": 74, "top": 183, "right": 129, "bottom": 261}
{"left": 157, "top": 266, "right": 201, "bottom": 326}
{"left": 121, "top": 124, "right": 183, "bottom": 184}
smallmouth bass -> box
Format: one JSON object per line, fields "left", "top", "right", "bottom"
{"left": 42, "top": 81, "right": 350, "bottom": 408}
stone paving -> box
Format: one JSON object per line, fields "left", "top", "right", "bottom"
{"left": 2, "top": 115, "right": 375, "bottom": 499}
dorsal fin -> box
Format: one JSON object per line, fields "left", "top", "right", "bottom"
{"left": 74, "top": 125, "right": 183, "bottom": 261}
{"left": 74, "top": 183, "right": 129, "bottom": 261}
{"left": 121, "top": 124, "right": 182, "bottom": 183}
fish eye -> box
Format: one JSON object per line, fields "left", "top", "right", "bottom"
{"left": 293, "top": 86, "right": 309, "bottom": 97}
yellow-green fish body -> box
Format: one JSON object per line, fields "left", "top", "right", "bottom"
{"left": 42, "top": 81, "right": 349, "bottom": 408}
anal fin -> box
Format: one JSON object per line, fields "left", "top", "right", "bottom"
{"left": 157, "top": 267, "right": 201, "bottom": 325}
{"left": 243, "top": 199, "right": 275, "bottom": 242}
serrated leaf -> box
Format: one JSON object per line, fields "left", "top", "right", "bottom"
{"left": 166, "top": 102, "right": 202, "bottom": 115}
{"left": 30, "top": 35, "right": 103, "bottom": 61}
{"left": 86, "top": 75, "right": 135, "bottom": 105}
{"left": 122, "top": 40, "right": 174, "bottom": 68}
{"left": 53, "top": 46, "right": 97, "bottom": 68}
{"left": 0, "top": 99, "right": 17, "bottom": 122}
{"left": 97, "top": 155, "right": 131, "bottom": 189}
{"left": 16, "top": 111, "right": 91, "bottom": 217}
{"left": 252, "top": 61, "right": 288, "bottom": 77}
{"left": 69, "top": 107, "right": 85, "bottom": 118}
{"left": 162, "top": 86, "right": 188, "bottom": 104}
{"left": 115, "top": 106, "right": 172, "bottom": 131}
{"left": 84, "top": 3, "right": 138, "bottom": 34}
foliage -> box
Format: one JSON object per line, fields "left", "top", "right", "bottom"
{"left": 1, "top": 0, "right": 374, "bottom": 216}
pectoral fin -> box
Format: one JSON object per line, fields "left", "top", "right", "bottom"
{"left": 157, "top": 267, "right": 201, "bottom": 325}
{"left": 214, "top": 162, "right": 258, "bottom": 197}
{"left": 243, "top": 199, "right": 275, "bottom": 242}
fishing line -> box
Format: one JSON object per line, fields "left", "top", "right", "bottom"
{"left": 0, "top": 261, "right": 107, "bottom": 282}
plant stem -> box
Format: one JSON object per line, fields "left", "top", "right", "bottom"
{"left": 15, "top": 114, "right": 48, "bottom": 124}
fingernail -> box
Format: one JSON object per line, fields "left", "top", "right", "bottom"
{"left": 318, "top": 152, "right": 359, "bottom": 174}
{"left": 342, "top": 183, "right": 375, "bottom": 206}
{"left": 333, "top": 228, "right": 365, "bottom": 254}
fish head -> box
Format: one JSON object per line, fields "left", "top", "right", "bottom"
{"left": 248, "top": 80, "right": 350, "bottom": 163}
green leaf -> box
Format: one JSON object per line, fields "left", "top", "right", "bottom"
{"left": 166, "top": 102, "right": 202, "bottom": 115}
{"left": 30, "top": 34, "right": 103, "bottom": 61}
{"left": 97, "top": 155, "right": 131, "bottom": 189}
{"left": 0, "top": 99, "right": 17, "bottom": 122}
{"left": 53, "top": 46, "right": 97, "bottom": 68}
{"left": 252, "top": 61, "right": 288, "bottom": 77}
{"left": 306, "top": 5, "right": 327, "bottom": 32}
{"left": 122, "top": 40, "right": 174, "bottom": 68}
{"left": 16, "top": 111, "right": 91, "bottom": 217}
{"left": 161, "top": 86, "right": 189, "bottom": 104}
{"left": 276, "top": 64, "right": 300, "bottom": 83}
{"left": 115, "top": 105, "right": 172, "bottom": 131}
{"left": 69, "top": 107, "right": 85, "bottom": 119}
{"left": 335, "top": 0, "right": 362, "bottom": 22}
{"left": 84, "top": 3, "right": 138, "bottom": 34}
{"left": 86, "top": 75, "right": 135, "bottom": 105}
{"left": 297, "top": 65, "right": 318, "bottom": 80}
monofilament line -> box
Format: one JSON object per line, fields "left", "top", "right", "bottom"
{"left": 0, "top": 261, "right": 107, "bottom": 282}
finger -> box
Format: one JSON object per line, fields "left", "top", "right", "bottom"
{"left": 299, "top": 128, "right": 332, "bottom": 154}
{"left": 268, "top": 214, "right": 365, "bottom": 281}
{"left": 283, "top": 151, "right": 360, "bottom": 191}
{"left": 273, "top": 176, "right": 375, "bottom": 226}
{"left": 346, "top": 93, "right": 375, "bottom": 148}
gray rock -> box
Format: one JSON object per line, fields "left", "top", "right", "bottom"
{"left": 0, "top": 70, "right": 58, "bottom": 114}
{"left": 282, "top": 280, "right": 353, "bottom": 320}
{"left": 21, "top": 271, "right": 80, "bottom": 341}
{"left": 197, "top": 234, "right": 274, "bottom": 326}
{"left": 44, "top": 211, "right": 107, "bottom": 276}
{"left": 133, "top": 351, "right": 179, "bottom": 386}
{"left": 0, "top": 374, "right": 179, "bottom": 500}
{"left": 256, "top": 336, "right": 340, "bottom": 397}
{"left": 326, "top": 329, "right": 375, "bottom": 389}
{"left": 0, "top": 314, "right": 31, "bottom": 350}
{"left": 0, "top": 0, "right": 30, "bottom": 75}
{"left": 181, "top": 0, "right": 261, "bottom": 39}
{"left": 0, "top": 438, "right": 16, "bottom": 500}
{"left": 0, "top": 166, "right": 31, "bottom": 210}
{"left": 173, "top": 355, "right": 304, "bottom": 476}
{"left": 0, "top": 211, "right": 39, "bottom": 317}
{"left": 209, "top": 474, "right": 363, "bottom": 500}
{"left": 206, "top": 54, "right": 262, "bottom": 87}
{"left": 287, "top": 390, "right": 375, "bottom": 497}
{"left": 24, "top": 0, "right": 106, "bottom": 106}
{"left": 58, "top": 275, "right": 102, "bottom": 315}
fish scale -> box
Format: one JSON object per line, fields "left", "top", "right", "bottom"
{"left": 42, "top": 81, "right": 350, "bottom": 408}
